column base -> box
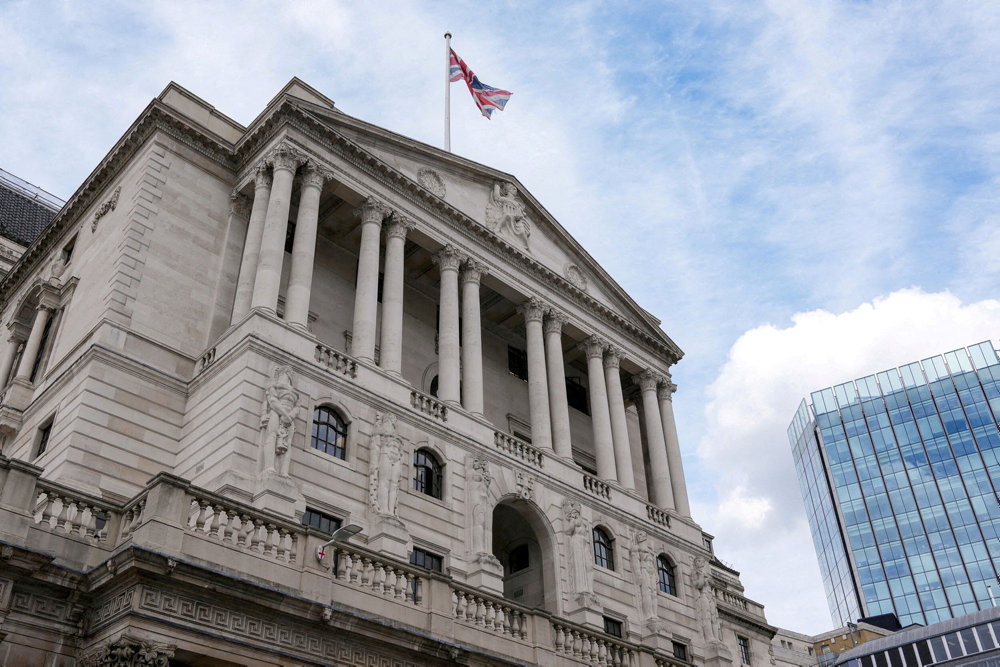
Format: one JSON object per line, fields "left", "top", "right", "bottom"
{"left": 466, "top": 553, "right": 504, "bottom": 595}
{"left": 563, "top": 592, "right": 602, "bottom": 628}
{"left": 251, "top": 470, "right": 304, "bottom": 519}
{"left": 366, "top": 513, "right": 409, "bottom": 560}
{"left": 703, "top": 641, "right": 734, "bottom": 666}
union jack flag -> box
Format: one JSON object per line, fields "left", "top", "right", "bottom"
{"left": 449, "top": 48, "right": 512, "bottom": 119}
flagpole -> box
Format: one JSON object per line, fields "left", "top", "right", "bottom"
{"left": 444, "top": 32, "right": 452, "bottom": 152}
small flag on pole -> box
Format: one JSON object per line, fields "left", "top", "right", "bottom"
{"left": 448, "top": 48, "right": 512, "bottom": 119}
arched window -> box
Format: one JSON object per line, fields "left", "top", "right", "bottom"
{"left": 413, "top": 448, "right": 442, "bottom": 499}
{"left": 593, "top": 527, "right": 614, "bottom": 570}
{"left": 657, "top": 555, "right": 677, "bottom": 595}
{"left": 311, "top": 406, "right": 347, "bottom": 459}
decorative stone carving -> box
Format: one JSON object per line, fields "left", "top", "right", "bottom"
{"left": 433, "top": 244, "right": 464, "bottom": 272}
{"left": 91, "top": 185, "right": 121, "bottom": 233}
{"left": 563, "top": 500, "right": 593, "bottom": 595}
{"left": 693, "top": 556, "right": 724, "bottom": 645}
{"left": 485, "top": 181, "right": 531, "bottom": 250}
{"left": 265, "top": 141, "right": 305, "bottom": 173}
{"left": 78, "top": 633, "right": 175, "bottom": 666}
{"left": 252, "top": 163, "right": 272, "bottom": 189}
{"left": 301, "top": 163, "right": 330, "bottom": 189}
{"left": 517, "top": 297, "right": 547, "bottom": 324}
{"left": 460, "top": 259, "right": 487, "bottom": 285}
{"left": 470, "top": 457, "right": 495, "bottom": 559}
{"left": 564, "top": 263, "right": 588, "bottom": 290}
{"left": 229, "top": 191, "right": 252, "bottom": 219}
{"left": 368, "top": 412, "right": 404, "bottom": 516}
{"left": 657, "top": 379, "right": 678, "bottom": 401}
{"left": 385, "top": 213, "right": 414, "bottom": 240}
{"left": 638, "top": 368, "right": 662, "bottom": 393}
{"left": 604, "top": 346, "right": 623, "bottom": 369}
{"left": 630, "top": 531, "right": 658, "bottom": 622}
{"left": 259, "top": 365, "right": 301, "bottom": 477}
{"left": 417, "top": 168, "right": 446, "bottom": 198}
{"left": 515, "top": 470, "right": 535, "bottom": 501}
{"left": 582, "top": 335, "right": 607, "bottom": 360}
{"left": 49, "top": 256, "right": 67, "bottom": 281}
{"left": 543, "top": 309, "right": 568, "bottom": 335}
{"left": 355, "top": 196, "right": 389, "bottom": 225}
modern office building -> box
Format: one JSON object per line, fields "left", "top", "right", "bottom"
{"left": 0, "top": 78, "right": 774, "bottom": 665}
{"left": 789, "top": 342, "right": 1000, "bottom": 628}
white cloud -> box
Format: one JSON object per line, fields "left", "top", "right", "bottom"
{"left": 697, "top": 288, "right": 1000, "bottom": 632}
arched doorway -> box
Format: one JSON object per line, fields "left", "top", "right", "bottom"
{"left": 491, "top": 498, "right": 558, "bottom": 613}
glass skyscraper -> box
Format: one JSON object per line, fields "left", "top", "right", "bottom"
{"left": 789, "top": 341, "right": 1000, "bottom": 627}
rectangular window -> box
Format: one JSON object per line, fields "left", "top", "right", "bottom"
{"left": 602, "top": 617, "right": 623, "bottom": 638}
{"left": 672, "top": 641, "right": 688, "bottom": 661}
{"left": 62, "top": 235, "right": 76, "bottom": 265}
{"left": 566, "top": 376, "right": 589, "bottom": 414}
{"left": 410, "top": 547, "right": 443, "bottom": 572}
{"left": 738, "top": 636, "right": 752, "bottom": 665}
{"left": 36, "top": 420, "right": 53, "bottom": 458}
{"left": 508, "top": 345, "right": 528, "bottom": 381}
{"left": 301, "top": 508, "right": 342, "bottom": 535}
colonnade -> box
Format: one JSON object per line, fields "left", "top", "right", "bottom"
{"left": 0, "top": 288, "right": 59, "bottom": 391}
{"left": 229, "top": 142, "right": 689, "bottom": 516}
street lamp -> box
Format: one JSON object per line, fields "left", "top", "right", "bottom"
{"left": 315, "top": 524, "right": 363, "bottom": 563}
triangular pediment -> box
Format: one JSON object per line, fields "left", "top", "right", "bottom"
{"left": 255, "top": 83, "right": 680, "bottom": 357}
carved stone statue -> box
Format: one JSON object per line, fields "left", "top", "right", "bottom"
{"left": 78, "top": 633, "right": 174, "bottom": 666}
{"left": 631, "top": 530, "right": 658, "bottom": 621}
{"left": 564, "top": 500, "right": 593, "bottom": 595}
{"left": 471, "top": 457, "right": 492, "bottom": 555}
{"left": 368, "top": 412, "right": 404, "bottom": 516}
{"left": 693, "top": 556, "right": 724, "bottom": 644}
{"left": 259, "top": 365, "right": 301, "bottom": 477}
{"left": 485, "top": 181, "right": 531, "bottom": 250}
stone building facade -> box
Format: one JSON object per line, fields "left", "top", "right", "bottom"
{"left": 0, "top": 78, "right": 773, "bottom": 665}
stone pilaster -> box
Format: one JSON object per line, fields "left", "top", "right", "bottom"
{"left": 460, "top": 260, "right": 486, "bottom": 413}
{"left": 584, "top": 336, "right": 616, "bottom": 481}
{"left": 285, "top": 163, "right": 329, "bottom": 328}
{"left": 434, "top": 246, "right": 464, "bottom": 405}
{"left": 351, "top": 197, "right": 388, "bottom": 362}
{"left": 518, "top": 298, "right": 552, "bottom": 451}
{"left": 379, "top": 214, "right": 413, "bottom": 375}
{"left": 604, "top": 346, "right": 636, "bottom": 490}
{"left": 544, "top": 310, "right": 572, "bottom": 458}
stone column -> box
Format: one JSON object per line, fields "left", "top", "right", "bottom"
{"left": 284, "top": 164, "right": 327, "bottom": 328}
{"left": 518, "top": 298, "right": 552, "bottom": 451}
{"left": 434, "top": 246, "right": 464, "bottom": 405}
{"left": 231, "top": 165, "right": 272, "bottom": 323}
{"left": 0, "top": 333, "right": 22, "bottom": 388}
{"left": 15, "top": 307, "right": 52, "bottom": 382}
{"left": 544, "top": 310, "right": 572, "bottom": 458}
{"left": 251, "top": 144, "right": 301, "bottom": 312}
{"left": 351, "top": 198, "right": 388, "bottom": 362}
{"left": 638, "top": 370, "right": 674, "bottom": 509}
{"left": 658, "top": 379, "right": 690, "bottom": 517}
{"left": 584, "top": 336, "right": 616, "bottom": 481}
{"left": 460, "top": 260, "right": 486, "bottom": 414}
{"left": 379, "top": 215, "right": 413, "bottom": 375}
{"left": 604, "top": 347, "right": 636, "bottom": 491}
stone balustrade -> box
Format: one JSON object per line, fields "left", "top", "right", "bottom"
{"left": 715, "top": 586, "right": 748, "bottom": 611}
{"left": 315, "top": 343, "right": 358, "bottom": 378}
{"left": 451, "top": 582, "right": 530, "bottom": 639}
{"left": 410, "top": 389, "right": 448, "bottom": 421}
{"left": 646, "top": 504, "right": 670, "bottom": 528}
{"left": 186, "top": 494, "right": 299, "bottom": 563}
{"left": 552, "top": 621, "right": 636, "bottom": 667}
{"left": 582, "top": 473, "right": 612, "bottom": 500}
{"left": 493, "top": 431, "right": 543, "bottom": 469}
{"left": 331, "top": 542, "right": 424, "bottom": 606}
{"left": 32, "top": 479, "right": 118, "bottom": 543}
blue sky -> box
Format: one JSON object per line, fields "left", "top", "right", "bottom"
{"left": 3, "top": 1, "right": 1000, "bottom": 633}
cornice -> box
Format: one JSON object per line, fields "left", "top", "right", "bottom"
{"left": 0, "top": 100, "right": 237, "bottom": 307}
{"left": 236, "top": 101, "right": 682, "bottom": 366}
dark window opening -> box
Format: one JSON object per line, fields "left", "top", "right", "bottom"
{"left": 62, "top": 235, "right": 76, "bottom": 265}
{"left": 566, "top": 376, "right": 589, "bottom": 414}
{"left": 738, "top": 636, "right": 751, "bottom": 665}
{"left": 658, "top": 555, "right": 677, "bottom": 595}
{"left": 603, "top": 617, "right": 623, "bottom": 638}
{"left": 29, "top": 313, "right": 54, "bottom": 383}
{"left": 36, "top": 421, "right": 52, "bottom": 458}
{"left": 311, "top": 406, "right": 347, "bottom": 459}
{"left": 302, "top": 508, "right": 342, "bottom": 535}
{"left": 429, "top": 375, "right": 439, "bottom": 398}
{"left": 508, "top": 345, "right": 528, "bottom": 381}
{"left": 593, "top": 527, "right": 614, "bottom": 570}
{"left": 672, "top": 642, "right": 688, "bottom": 662}
{"left": 508, "top": 544, "right": 530, "bottom": 573}
{"left": 413, "top": 449, "right": 443, "bottom": 499}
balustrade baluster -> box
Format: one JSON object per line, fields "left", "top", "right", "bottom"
{"left": 498, "top": 605, "right": 509, "bottom": 635}
{"left": 413, "top": 576, "right": 423, "bottom": 605}
{"left": 402, "top": 572, "right": 413, "bottom": 601}
{"left": 213, "top": 505, "right": 227, "bottom": 540}
{"left": 374, "top": 561, "right": 386, "bottom": 593}
{"left": 393, "top": 568, "right": 406, "bottom": 599}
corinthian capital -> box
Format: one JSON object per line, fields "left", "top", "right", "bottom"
{"left": 543, "top": 309, "right": 568, "bottom": 335}
{"left": 301, "top": 163, "right": 330, "bottom": 189}
{"left": 582, "top": 335, "right": 607, "bottom": 360}
{"left": 657, "top": 381, "right": 678, "bottom": 401}
{"left": 433, "top": 244, "right": 465, "bottom": 272}
{"left": 603, "top": 346, "right": 624, "bottom": 369}
{"left": 385, "top": 213, "right": 415, "bottom": 240}
{"left": 461, "top": 259, "right": 487, "bottom": 285}
{"left": 229, "top": 191, "right": 252, "bottom": 219}
{"left": 266, "top": 141, "right": 304, "bottom": 172}
{"left": 517, "top": 297, "right": 547, "bottom": 324}
{"left": 252, "top": 163, "right": 272, "bottom": 190}
{"left": 637, "top": 369, "right": 662, "bottom": 392}
{"left": 356, "top": 197, "right": 389, "bottom": 225}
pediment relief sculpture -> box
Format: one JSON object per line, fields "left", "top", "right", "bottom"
{"left": 418, "top": 168, "right": 446, "bottom": 198}
{"left": 563, "top": 263, "right": 588, "bottom": 291}
{"left": 485, "top": 181, "right": 531, "bottom": 251}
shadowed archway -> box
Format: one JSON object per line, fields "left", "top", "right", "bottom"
{"left": 491, "top": 497, "right": 558, "bottom": 613}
